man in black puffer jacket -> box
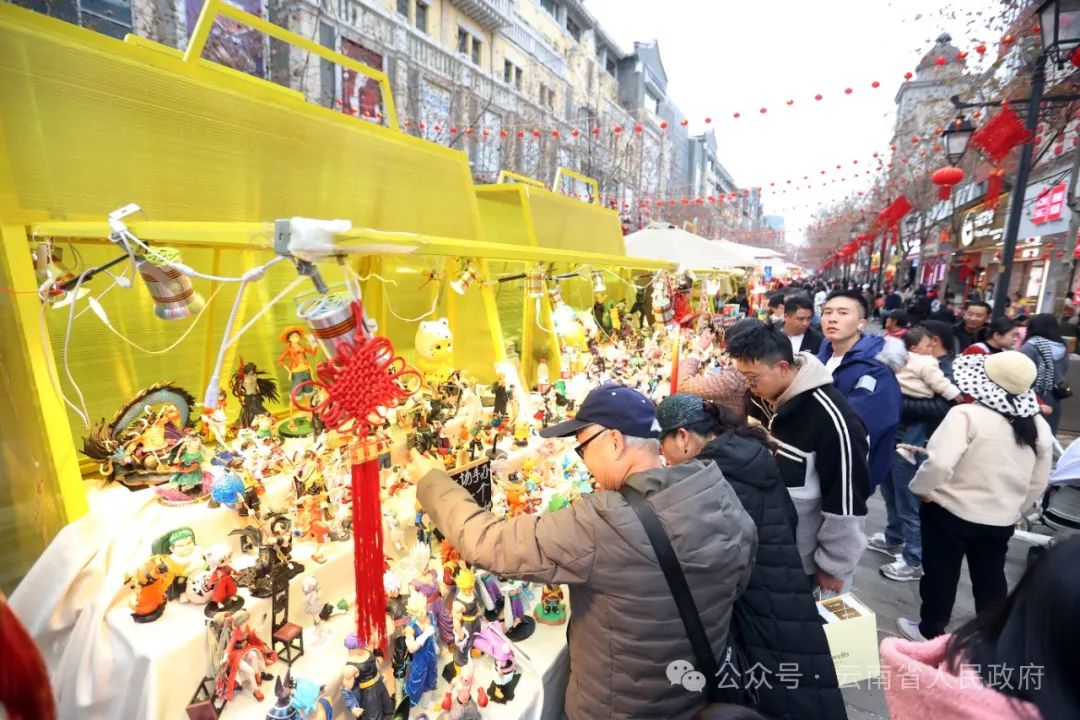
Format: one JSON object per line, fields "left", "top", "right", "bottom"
{"left": 657, "top": 392, "right": 846, "bottom": 720}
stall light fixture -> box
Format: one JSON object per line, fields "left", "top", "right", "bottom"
{"left": 450, "top": 261, "right": 479, "bottom": 295}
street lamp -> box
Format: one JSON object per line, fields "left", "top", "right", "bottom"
{"left": 1039, "top": 0, "right": 1080, "bottom": 66}
{"left": 940, "top": 114, "right": 974, "bottom": 166}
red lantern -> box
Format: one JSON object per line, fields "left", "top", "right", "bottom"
{"left": 760, "top": 107, "right": 768, "bottom": 114}
{"left": 844, "top": 88, "right": 853, "bottom": 95}
{"left": 434, "top": 124, "right": 441, "bottom": 132}
{"left": 465, "top": 127, "right": 474, "bottom": 135}
{"left": 934, "top": 57, "right": 946, "bottom": 66}
{"left": 499, "top": 129, "right": 508, "bottom": 138}
{"left": 633, "top": 124, "right": 642, "bottom": 133}
{"left": 592, "top": 126, "right": 600, "bottom": 135}
{"left": 613, "top": 125, "right": 622, "bottom": 134}
{"left": 571, "top": 128, "right": 580, "bottom": 137}
{"left": 814, "top": 94, "right": 823, "bottom": 101}
{"left": 1071, "top": 46, "right": 1080, "bottom": 68}
{"left": 733, "top": 112, "right": 741, "bottom": 118}
{"left": 403, "top": 119, "right": 412, "bottom": 127}
{"left": 532, "top": 129, "right": 541, "bottom": 137}
{"left": 786, "top": 99, "right": 794, "bottom": 106}
{"left": 956, "top": 51, "right": 968, "bottom": 60}
{"left": 904, "top": 71, "right": 913, "bottom": 80}
{"left": 419, "top": 122, "right": 427, "bottom": 130}
{"left": 481, "top": 128, "right": 489, "bottom": 137}
{"left": 871, "top": 81, "right": 880, "bottom": 88}
{"left": 976, "top": 43, "right": 987, "bottom": 54}
{"left": 450, "top": 126, "right": 458, "bottom": 134}
{"left": 931, "top": 166, "right": 965, "bottom": 199}
{"left": 516, "top": 130, "right": 524, "bottom": 139}
{"left": 660, "top": 121, "right": 668, "bottom": 130}
{"left": 551, "top": 130, "right": 559, "bottom": 138}
{"left": 680, "top": 119, "right": 689, "bottom": 126}
{"left": 705, "top": 117, "right": 712, "bottom": 124}
{"left": 1002, "top": 33, "right": 1015, "bottom": 46}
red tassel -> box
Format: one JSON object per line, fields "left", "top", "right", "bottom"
{"left": 352, "top": 451, "right": 386, "bottom": 651}
{"left": 0, "top": 596, "right": 57, "bottom": 720}
{"left": 938, "top": 185, "right": 952, "bottom": 200}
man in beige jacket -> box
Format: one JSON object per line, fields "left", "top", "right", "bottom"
{"left": 416, "top": 384, "right": 757, "bottom": 719}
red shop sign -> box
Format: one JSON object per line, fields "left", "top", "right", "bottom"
{"left": 1032, "top": 182, "right": 1067, "bottom": 224}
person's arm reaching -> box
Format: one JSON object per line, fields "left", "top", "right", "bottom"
{"left": 918, "top": 360, "right": 961, "bottom": 401}
{"left": 417, "top": 469, "right": 597, "bottom": 585}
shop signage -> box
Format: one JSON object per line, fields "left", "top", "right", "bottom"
{"left": 1032, "top": 183, "right": 1067, "bottom": 224}
{"left": 961, "top": 206, "right": 1003, "bottom": 247}
{"left": 1014, "top": 237, "right": 1043, "bottom": 262}
{"left": 451, "top": 458, "right": 492, "bottom": 509}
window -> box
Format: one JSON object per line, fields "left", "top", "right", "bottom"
{"left": 415, "top": 1, "right": 427, "bottom": 32}
{"left": 539, "top": 83, "right": 555, "bottom": 110}
{"left": 645, "top": 88, "right": 662, "bottom": 115}
{"left": 566, "top": 16, "right": 580, "bottom": 42}
{"left": 396, "top": 0, "right": 408, "bottom": 16}
{"left": 471, "top": 37, "right": 482, "bottom": 64}
{"left": 458, "top": 28, "right": 481, "bottom": 65}
{"left": 540, "top": 0, "right": 557, "bottom": 16}
{"left": 458, "top": 28, "right": 469, "bottom": 54}
{"left": 606, "top": 56, "right": 617, "bottom": 76}
{"left": 504, "top": 60, "right": 523, "bottom": 89}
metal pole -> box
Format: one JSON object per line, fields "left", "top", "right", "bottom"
{"left": 994, "top": 53, "right": 1046, "bottom": 319}
{"left": 876, "top": 230, "right": 888, "bottom": 291}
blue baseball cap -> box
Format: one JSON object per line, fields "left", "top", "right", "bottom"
{"left": 540, "top": 384, "right": 661, "bottom": 439}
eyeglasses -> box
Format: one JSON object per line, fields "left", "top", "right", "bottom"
{"left": 575, "top": 427, "right": 609, "bottom": 459}
{"left": 740, "top": 362, "right": 783, "bottom": 388}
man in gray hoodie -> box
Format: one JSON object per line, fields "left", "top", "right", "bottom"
{"left": 727, "top": 320, "right": 870, "bottom": 595}
{"left": 415, "top": 384, "right": 757, "bottom": 719}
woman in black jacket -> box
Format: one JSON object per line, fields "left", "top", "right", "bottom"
{"left": 656, "top": 393, "right": 846, "bottom": 720}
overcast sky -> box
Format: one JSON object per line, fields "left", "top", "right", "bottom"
{"left": 584, "top": 0, "right": 1009, "bottom": 244}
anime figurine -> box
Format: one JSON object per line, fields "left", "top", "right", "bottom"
{"left": 439, "top": 661, "right": 488, "bottom": 720}
{"left": 123, "top": 555, "right": 173, "bottom": 623}
{"left": 289, "top": 675, "right": 333, "bottom": 720}
{"left": 444, "top": 569, "right": 482, "bottom": 682}
{"left": 401, "top": 590, "right": 439, "bottom": 714}
{"left": 501, "top": 579, "right": 536, "bottom": 641}
{"left": 474, "top": 570, "right": 504, "bottom": 622}
{"left": 384, "top": 570, "right": 411, "bottom": 698}
{"left": 294, "top": 496, "right": 330, "bottom": 564}
{"left": 266, "top": 675, "right": 297, "bottom": 720}
{"left": 204, "top": 543, "right": 244, "bottom": 618}
{"left": 534, "top": 584, "right": 566, "bottom": 625}
{"left": 342, "top": 630, "right": 394, "bottom": 719}
{"left": 301, "top": 576, "right": 332, "bottom": 643}
{"left": 150, "top": 526, "right": 205, "bottom": 600}
{"left": 269, "top": 514, "right": 304, "bottom": 578}
{"left": 472, "top": 622, "right": 520, "bottom": 704}
{"left": 201, "top": 389, "right": 230, "bottom": 446}
{"left": 209, "top": 464, "right": 248, "bottom": 514}
{"left": 216, "top": 623, "right": 278, "bottom": 702}
{"left": 277, "top": 325, "right": 319, "bottom": 402}
{"left": 491, "top": 374, "right": 509, "bottom": 420}
{"left": 166, "top": 431, "right": 208, "bottom": 497}
{"left": 231, "top": 359, "right": 280, "bottom": 429}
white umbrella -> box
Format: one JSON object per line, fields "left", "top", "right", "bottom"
{"left": 625, "top": 223, "right": 754, "bottom": 269}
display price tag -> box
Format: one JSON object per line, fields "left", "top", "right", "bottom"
{"left": 450, "top": 458, "right": 492, "bottom": 509}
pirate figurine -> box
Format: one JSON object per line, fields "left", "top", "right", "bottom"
{"left": 277, "top": 325, "right": 319, "bottom": 402}
{"left": 231, "top": 359, "right": 279, "bottom": 429}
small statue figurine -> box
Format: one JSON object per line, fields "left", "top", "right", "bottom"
{"left": 277, "top": 325, "right": 319, "bottom": 402}
{"left": 301, "top": 575, "right": 339, "bottom": 645}
{"left": 534, "top": 583, "right": 567, "bottom": 625}
{"left": 202, "top": 388, "right": 230, "bottom": 446}
{"left": 384, "top": 570, "right": 411, "bottom": 698}
{"left": 123, "top": 555, "right": 173, "bottom": 623}
{"left": 439, "top": 661, "right": 488, "bottom": 720}
{"left": 402, "top": 590, "right": 439, "bottom": 715}
{"left": 445, "top": 569, "right": 482, "bottom": 682}
{"left": 472, "top": 622, "right": 520, "bottom": 704}
{"left": 204, "top": 543, "right": 244, "bottom": 618}
{"left": 342, "top": 630, "right": 395, "bottom": 719}
{"left": 231, "top": 359, "right": 280, "bottom": 429}
{"left": 288, "top": 674, "right": 334, "bottom": 720}
{"left": 169, "top": 432, "right": 207, "bottom": 497}
{"left": 216, "top": 622, "right": 277, "bottom": 702}
{"left": 501, "top": 579, "right": 536, "bottom": 641}
{"left": 294, "top": 496, "right": 330, "bottom": 564}
{"left": 491, "top": 374, "right": 509, "bottom": 420}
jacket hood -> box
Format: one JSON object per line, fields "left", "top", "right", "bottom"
{"left": 774, "top": 352, "right": 833, "bottom": 408}
{"left": 699, "top": 433, "right": 776, "bottom": 490}
{"left": 622, "top": 458, "right": 715, "bottom": 498}
{"left": 821, "top": 333, "right": 906, "bottom": 372}
{"left": 881, "top": 636, "right": 1042, "bottom": 720}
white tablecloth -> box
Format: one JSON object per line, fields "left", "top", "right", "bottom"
{"left": 12, "top": 479, "right": 570, "bottom": 719}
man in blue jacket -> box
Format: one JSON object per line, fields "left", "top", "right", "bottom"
{"left": 817, "top": 290, "right": 903, "bottom": 492}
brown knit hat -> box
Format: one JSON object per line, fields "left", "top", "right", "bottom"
{"left": 678, "top": 367, "right": 748, "bottom": 418}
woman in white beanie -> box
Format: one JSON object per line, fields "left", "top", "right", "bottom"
{"left": 897, "top": 351, "right": 1053, "bottom": 643}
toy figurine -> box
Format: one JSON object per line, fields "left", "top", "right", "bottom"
{"left": 277, "top": 325, "right": 319, "bottom": 402}
{"left": 472, "top": 622, "right": 520, "bottom": 704}
{"left": 294, "top": 496, "right": 330, "bottom": 564}
{"left": 231, "top": 359, "right": 280, "bottom": 429}
{"left": 491, "top": 374, "right": 509, "bottom": 420}
{"left": 301, "top": 575, "right": 338, "bottom": 644}
{"left": 535, "top": 584, "right": 566, "bottom": 625}
{"left": 413, "top": 318, "right": 455, "bottom": 386}
{"left": 151, "top": 526, "right": 206, "bottom": 600}
{"left": 384, "top": 570, "right": 411, "bottom": 698}
{"left": 204, "top": 543, "right": 244, "bottom": 618}
{"left": 445, "top": 569, "right": 482, "bottom": 681}
{"left": 168, "top": 432, "right": 208, "bottom": 497}
{"left": 289, "top": 674, "right": 333, "bottom": 720}
{"left": 202, "top": 389, "right": 231, "bottom": 446}
{"left": 342, "top": 631, "right": 394, "bottom": 719}
{"left": 269, "top": 514, "right": 304, "bottom": 577}
{"left": 267, "top": 675, "right": 297, "bottom": 720}
{"left": 475, "top": 570, "right": 504, "bottom": 622}
{"left": 123, "top": 555, "right": 173, "bottom": 623}
{"left": 216, "top": 622, "right": 278, "bottom": 702}
{"left": 501, "top": 579, "right": 536, "bottom": 641}
{"left": 439, "top": 661, "right": 488, "bottom": 720}
{"left": 401, "top": 590, "right": 439, "bottom": 714}
{"left": 209, "top": 458, "right": 249, "bottom": 514}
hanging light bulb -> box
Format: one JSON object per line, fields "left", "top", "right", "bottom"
{"left": 547, "top": 276, "right": 563, "bottom": 308}
{"left": 705, "top": 274, "right": 722, "bottom": 296}
{"left": 591, "top": 270, "right": 606, "bottom": 294}
{"left": 526, "top": 266, "right": 545, "bottom": 298}
{"left": 450, "top": 261, "right": 479, "bottom": 295}
{"left": 296, "top": 286, "right": 371, "bottom": 357}
{"left": 33, "top": 242, "right": 90, "bottom": 309}
{"left": 135, "top": 248, "right": 205, "bottom": 320}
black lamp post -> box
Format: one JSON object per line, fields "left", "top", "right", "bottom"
{"left": 940, "top": 114, "right": 974, "bottom": 167}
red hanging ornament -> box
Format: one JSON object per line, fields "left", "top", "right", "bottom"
{"left": 571, "top": 128, "right": 580, "bottom": 137}
{"left": 515, "top": 130, "right": 524, "bottom": 139}
{"left": 733, "top": 112, "right": 741, "bottom": 118}
{"left": 975, "top": 43, "right": 987, "bottom": 55}
{"left": 1071, "top": 46, "right": 1080, "bottom": 68}
{"left": 1002, "top": 33, "right": 1015, "bottom": 46}
{"left": 904, "top": 71, "right": 913, "bottom": 80}
{"left": 871, "top": 81, "right": 881, "bottom": 88}
{"left": 844, "top": 88, "right": 853, "bottom": 95}
{"left": 450, "top": 126, "right": 458, "bottom": 134}
{"left": 613, "top": 125, "right": 623, "bottom": 133}
{"left": 481, "top": 128, "right": 489, "bottom": 137}
{"left": 634, "top": 124, "right": 643, "bottom": 133}
{"left": 760, "top": 107, "right": 768, "bottom": 114}
{"left": 935, "top": 56, "right": 947, "bottom": 66}
{"left": 499, "top": 129, "right": 508, "bottom": 138}
{"left": 295, "top": 303, "right": 418, "bottom": 652}
{"left": 419, "top": 122, "right": 427, "bottom": 130}
{"left": 660, "top": 121, "right": 668, "bottom": 130}
{"left": 403, "top": 119, "right": 412, "bottom": 127}
{"left": 956, "top": 51, "right": 968, "bottom": 61}
{"left": 786, "top": 99, "right": 794, "bottom": 106}
{"left": 971, "top": 103, "right": 1031, "bottom": 163}
{"left": 433, "top": 124, "right": 441, "bottom": 132}
{"left": 592, "top": 126, "right": 600, "bottom": 135}
{"left": 931, "top": 166, "right": 965, "bottom": 199}
{"left": 814, "top": 94, "right": 823, "bottom": 101}
{"left": 704, "top": 117, "right": 712, "bottom": 124}
{"left": 465, "top": 127, "right": 474, "bottom": 135}
{"left": 680, "top": 119, "right": 689, "bottom": 126}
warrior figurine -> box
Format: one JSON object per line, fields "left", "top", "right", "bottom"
{"left": 342, "top": 631, "right": 394, "bottom": 720}
{"left": 231, "top": 359, "right": 279, "bottom": 429}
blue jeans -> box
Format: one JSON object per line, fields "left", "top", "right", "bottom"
{"left": 883, "top": 423, "right": 926, "bottom": 567}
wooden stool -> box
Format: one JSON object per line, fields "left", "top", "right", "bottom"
{"left": 272, "top": 622, "right": 305, "bottom": 664}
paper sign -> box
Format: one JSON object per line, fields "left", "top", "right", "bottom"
{"left": 450, "top": 458, "right": 492, "bottom": 509}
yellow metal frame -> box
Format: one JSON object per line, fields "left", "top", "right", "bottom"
{"left": 496, "top": 170, "right": 548, "bottom": 189}
{"left": 184, "top": 0, "right": 399, "bottom": 128}
{"left": 551, "top": 167, "right": 601, "bottom": 206}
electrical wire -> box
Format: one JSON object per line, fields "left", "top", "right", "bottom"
{"left": 117, "top": 229, "right": 287, "bottom": 283}
{"left": 90, "top": 283, "right": 225, "bottom": 354}
{"left": 347, "top": 265, "right": 440, "bottom": 323}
